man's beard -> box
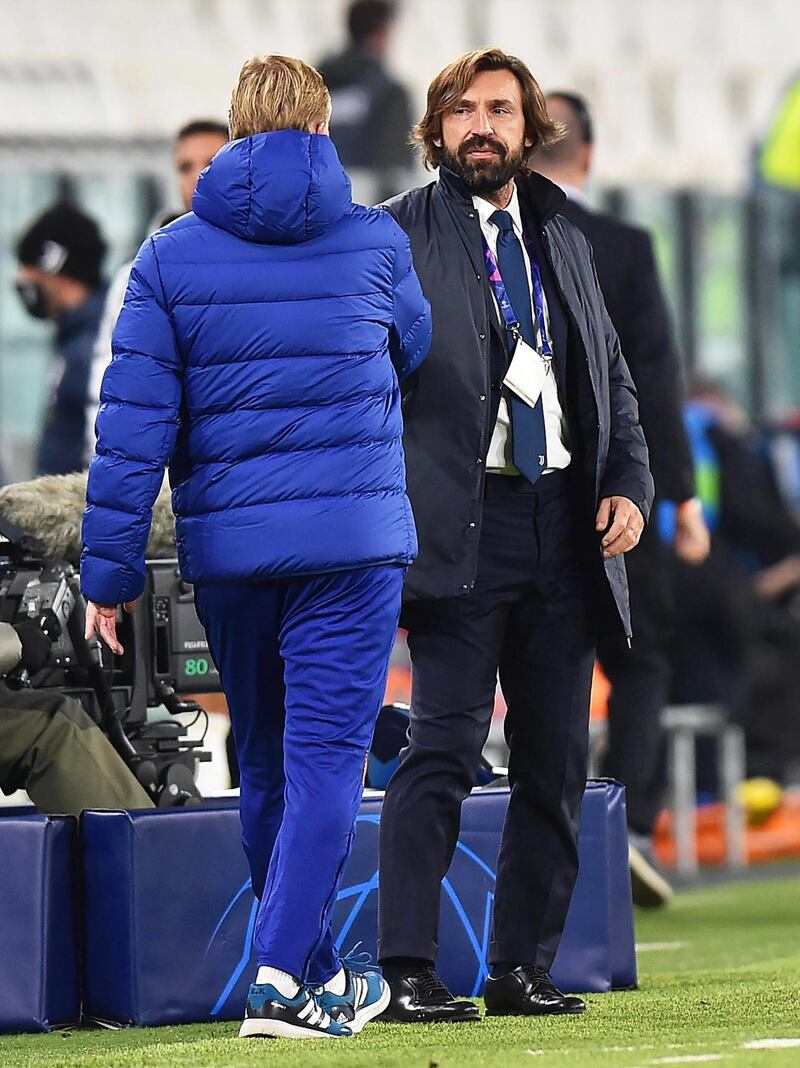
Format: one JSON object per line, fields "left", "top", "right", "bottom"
{"left": 440, "top": 135, "right": 525, "bottom": 195}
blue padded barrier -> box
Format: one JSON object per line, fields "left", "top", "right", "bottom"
{"left": 82, "top": 779, "right": 635, "bottom": 1026}
{"left": 0, "top": 813, "right": 80, "bottom": 1033}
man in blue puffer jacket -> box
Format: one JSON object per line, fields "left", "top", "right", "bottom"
{"left": 81, "top": 54, "right": 430, "bottom": 1040}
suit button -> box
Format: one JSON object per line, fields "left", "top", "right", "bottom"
{"left": 479, "top": 394, "right": 486, "bottom": 401}
{"left": 477, "top": 457, "right": 483, "bottom": 464}
{"left": 479, "top": 333, "right": 486, "bottom": 341}
{"left": 462, "top": 583, "right": 469, "bottom": 590}
{"left": 469, "top": 522, "right": 476, "bottom": 528}
{"left": 476, "top": 273, "right": 482, "bottom": 280}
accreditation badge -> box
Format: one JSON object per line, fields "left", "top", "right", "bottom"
{"left": 503, "top": 336, "right": 550, "bottom": 409}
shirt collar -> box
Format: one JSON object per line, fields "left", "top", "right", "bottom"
{"left": 473, "top": 183, "right": 523, "bottom": 234}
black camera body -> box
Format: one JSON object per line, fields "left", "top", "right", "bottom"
{"left": 0, "top": 519, "right": 216, "bottom": 806}
{"left": 0, "top": 529, "right": 88, "bottom": 688}
{"left": 1, "top": 564, "right": 78, "bottom": 672}
{"left": 141, "top": 562, "right": 221, "bottom": 704}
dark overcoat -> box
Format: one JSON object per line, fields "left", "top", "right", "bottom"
{"left": 384, "top": 167, "right": 654, "bottom": 636}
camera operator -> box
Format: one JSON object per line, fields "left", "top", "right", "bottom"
{"left": 0, "top": 617, "right": 153, "bottom": 816}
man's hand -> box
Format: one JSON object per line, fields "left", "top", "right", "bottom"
{"left": 673, "top": 498, "right": 711, "bottom": 566}
{"left": 84, "top": 600, "right": 138, "bottom": 655}
{"left": 595, "top": 496, "right": 644, "bottom": 558}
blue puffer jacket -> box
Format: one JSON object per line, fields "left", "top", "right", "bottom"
{"left": 80, "top": 130, "right": 431, "bottom": 605}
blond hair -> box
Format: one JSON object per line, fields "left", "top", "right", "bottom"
{"left": 413, "top": 48, "right": 562, "bottom": 172}
{"left": 228, "top": 54, "right": 331, "bottom": 140}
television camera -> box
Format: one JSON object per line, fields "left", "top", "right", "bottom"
{"left": 0, "top": 516, "right": 217, "bottom": 806}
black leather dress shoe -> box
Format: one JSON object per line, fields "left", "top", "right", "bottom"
{"left": 380, "top": 967, "right": 481, "bottom": 1023}
{"left": 484, "top": 965, "right": 586, "bottom": 1016}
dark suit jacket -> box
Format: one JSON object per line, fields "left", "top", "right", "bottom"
{"left": 559, "top": 198, "right": 694, "bottom": 504}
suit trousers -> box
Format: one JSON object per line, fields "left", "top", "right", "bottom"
{"left": 378, "top": 471, "right": 596, "bottom": 970}
{"left": 195, "top": 564, "right": 403, "bottom": 984}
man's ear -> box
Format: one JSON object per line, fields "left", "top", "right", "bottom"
{"left": 314, "top": 119, "right": 330, "bottom": 136}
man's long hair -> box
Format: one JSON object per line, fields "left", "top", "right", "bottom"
{"left": 412, "top": 48, "right": 563, "bottom": 172}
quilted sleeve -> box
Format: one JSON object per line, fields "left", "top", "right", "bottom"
{"left": 80, "top": 238, "right": 183, "bottom": 605}
{"left": 388, "top": 222, "right": 431, "bottom": 382}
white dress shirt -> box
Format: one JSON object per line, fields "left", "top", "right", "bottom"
{"left": 474, "top": 188, "right": 571, "bottom": 475}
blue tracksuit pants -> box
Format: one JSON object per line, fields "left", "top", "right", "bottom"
{"left": 194, "top": 564, "right": 403, "bottom": 984}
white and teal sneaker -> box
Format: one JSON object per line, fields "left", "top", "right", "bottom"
{"left": 238, "top": 982, "right": 353, "bottom": 1039}
{"left": 316, "top": 964, "right": 391, "bottom": 1034}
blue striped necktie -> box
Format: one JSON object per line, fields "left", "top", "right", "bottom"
{"left": 490, "top": 209, "right": 548, "bottom": 484}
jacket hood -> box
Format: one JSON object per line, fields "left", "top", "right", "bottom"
{"left": 192, "top": 130, "right": 352, "bottom": 244}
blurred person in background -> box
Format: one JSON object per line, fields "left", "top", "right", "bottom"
{"left": 534, "top": 92, "right": 710, "bottom": 908}
{"left": 377, "top": 48, "right": 652, "bottom": 1023}
{"left": 15, "top": 205, "right": 107, "bottom": 476}
{"left": 85, "top": 120, "right": 229, "bottom": 463}
{"left": 318, "top": 0, "right": 413, "bottom": 203}
{"left": 81, "top": 53, "right": 430, "bottom": 1039}
{"left": 84, "top": 121, "right": 234, "bottom": 798}
{"left": 173, "top": 119, "right": 231, "bottom": 212}
{"left": 670, "top": 381, "right": 800, "bottom": 787}
{"left": 762, "top": 408, "right": 800, "bottom": 522}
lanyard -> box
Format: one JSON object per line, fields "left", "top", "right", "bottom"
{"left": 481, "top": 233, "right": 553, "bottom": 362}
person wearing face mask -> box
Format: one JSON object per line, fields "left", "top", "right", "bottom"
{"left": 15, "top": 206, "right": 107, "bottom": 476}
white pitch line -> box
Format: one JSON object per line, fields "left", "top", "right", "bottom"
{"left": 524, "top": 1038, "right": 800, "bottom": 1063}
{"left": 636, "top": 941, "right": 689, "bottom": 952}
{"left": 648, "top": 1057, "right": 724, "bottom": 1065}
{"left": 744, "top": 1038, "right": 800, "bottom": 1049}
{"left": 525, "top": 1043, "right": 712, "bottom": 1059}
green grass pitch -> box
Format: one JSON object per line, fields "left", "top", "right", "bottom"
{"left": 3, "top": 873, "right": 800, "bottom": 1067}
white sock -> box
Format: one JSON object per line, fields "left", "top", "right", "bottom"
{"left": 256, "top": 965, "right": 300, "bottom": 998}
{"left": 324, "top": 967, "right": 347, "bottom": 995}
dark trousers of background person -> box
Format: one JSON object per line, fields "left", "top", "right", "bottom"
{"left": 670, "top": 543, "right": 800, "bottom": 785}
{"left": 195, "top": 564, "right": 404, "bottom": 986}
{"left": 597, "top": 519, "right": 673, "bottom": 838}
{"left": 0, "top": 682, "right": 153, "bottom": 814}
{"left": 379, "top": 470, "right": 596, "bottom": 971}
